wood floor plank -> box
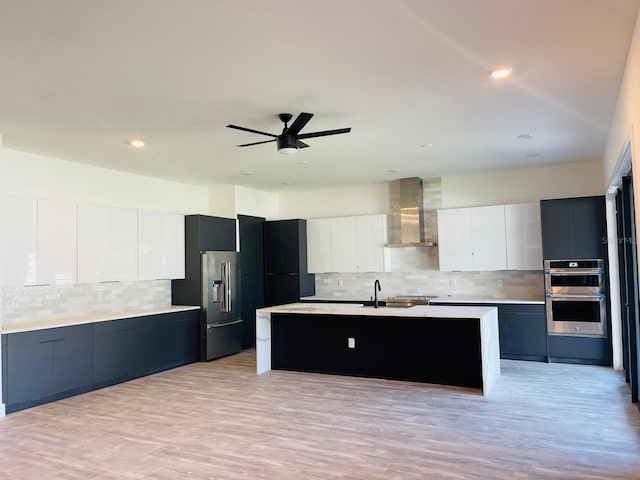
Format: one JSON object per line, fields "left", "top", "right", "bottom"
{"left": 0, "top": 350, "right": 638, "bottom": 479}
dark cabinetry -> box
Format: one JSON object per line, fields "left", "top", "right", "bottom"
{"left": 172, "top": 214, "right": 236, "bottom": 306}
{"left": 264, "top": 219, "right": 314, "bottom": 306}
{"left": 271, "top": 313, "right": 482, "bottom": 389}
{"left": 2, "top": 309, "right": 199, "bottom": 413}
{"left": 540, "top": 196, "right": 606, "bottom": 260}
{"left": 433, "top": 302, "right": 547, "bottom": 361}
{"left": 3, "top": 324, "right": 93, "bottom": 406}
{"left": 498, "top": 305, "right": 547, "bottom": 361}
{"left": 239, "top": 215, "right": 265, "bottom": 349}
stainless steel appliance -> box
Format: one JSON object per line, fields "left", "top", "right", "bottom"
{"left": 202, "top": 251, "right": 243, "bottom": 361}
{"left": 544, "top": 259, "right": 606, "bottom": 337}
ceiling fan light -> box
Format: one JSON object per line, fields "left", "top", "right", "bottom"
{"left": 277, "top": 135, "right": 298, "bottom": 154}
{"left": 278, "top": 147, "right": 298, "bottom": 155}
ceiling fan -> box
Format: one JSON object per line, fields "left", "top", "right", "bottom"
{"left": 226, "top": 112, "right": 351, "bottom": 154}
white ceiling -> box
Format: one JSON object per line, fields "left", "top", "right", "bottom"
{"left": 0, "top": 0, "right": 638, "bottom": 192}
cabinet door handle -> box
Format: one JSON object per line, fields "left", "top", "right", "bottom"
{"left": 39, "top": 338, "right": 65, "bottom": 344}
{"left": 115, "top": 328, "right": 134, "bottom": 333}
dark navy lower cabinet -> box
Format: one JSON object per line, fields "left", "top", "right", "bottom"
{"left": 547, "top": 335, "right": 611, "bottom": 366}
{"left": 2, "top": 309, "right": 200, "bottom": 413}
{"left": 4, "top": 324, "right": 93, "bottom": 411}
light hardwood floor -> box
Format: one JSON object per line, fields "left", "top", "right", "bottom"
{"left": 0, "top": 350, "right": 639, "bottom": 479}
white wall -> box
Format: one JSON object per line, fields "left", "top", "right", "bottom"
{"left": 236, "top": 185, "right": 279, "bottom": 219}
{"left": 1, "top": 148, "right": 209, "bottom": 213}
{"left": 208, "top": 184, "right": 237, "bottom": 218}
{"left": 441, "top": 160, "right": 604, "bottom": 209}
{"left": 603, "top": 8, "right": 640, "bottom": 185}
{"left": 278, "top": 183, "right": 389, "bottom": 219}
{"left": 276, "top": 161, "right": 603, "bottom": 220}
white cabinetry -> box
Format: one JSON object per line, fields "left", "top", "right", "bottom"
{"left": 470, "top": 205, "right": 507, "bottom": 271}
{"left": 437, "top": 208, "right": 472, "bottom": 271}
{"left": 307, "top": 214, "right": 388, "bottom": 273}
{"left": 138, "top": 210, "right": 185, "bottom": 280}
{"left": 0, "top": 195, "right": 38, "bottom": 286}
{"left": 307, "top": 218, "right": 332, "bottom": 273}
{"left": 109, "top": 207, "right": 138, "bottom": 281}
{"left": 438, "top": 203, "right": 542, "bottom": 272}
{"left": 38, "top": 198, "right": 77, "bottom": 285}
{"left": 505, "top": 202, "right": 542, "bottom": 270}
{"left": 355, "top": 214, "right": 388, "bottom": 272}
{"left": 162, "top": 213, "right": 185, "bottom": 279}
{"left": 330, "top": 216, "right": 358, "bottom": 272}
{"left": 78, "top": 203, "right": 109, "bottom": 283}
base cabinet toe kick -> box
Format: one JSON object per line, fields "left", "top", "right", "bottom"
{"left": 256, "top": 304, "right": 500, "bottom": 396}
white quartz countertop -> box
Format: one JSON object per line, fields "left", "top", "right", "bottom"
{"left": 301, "top": 295, "right": 544, "bottom": 305}
{"left": 2, "top": 305, "right": 200, "bottom": 334}
{"left": 258, "top": 302, "right": 496, "bottom": 319}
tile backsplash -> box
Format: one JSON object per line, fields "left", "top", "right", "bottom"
{"left": 314, "top": 269, "right": 544, "bottom": 301}
{"left": 2, "top": 280, "right": 172, "bottom": 326}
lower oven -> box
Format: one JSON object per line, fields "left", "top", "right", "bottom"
{"left": 545, "top": 294, "right": 607, "bottom": 337}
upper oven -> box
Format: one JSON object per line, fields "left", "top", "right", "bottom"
{"left": 544, "top": 259, "right": 604, "bottom": 296}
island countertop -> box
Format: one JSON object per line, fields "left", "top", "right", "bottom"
{"left": 259, "top": 302, "right": 497, "bottom": 318}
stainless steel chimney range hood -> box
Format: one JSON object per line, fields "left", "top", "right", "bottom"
{"left": 386, "top": 177, "right": 437, "bottom": 248}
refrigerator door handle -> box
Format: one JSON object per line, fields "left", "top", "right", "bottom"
{"left": 220, "top": 261, "right": 232, "bottom": 313}
{"left": 207, "top": 319, "right": 243, "bottom": 329}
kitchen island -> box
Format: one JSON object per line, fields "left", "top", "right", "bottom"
{"left": 256, "top": 303, "right": 500, "bottom": 396}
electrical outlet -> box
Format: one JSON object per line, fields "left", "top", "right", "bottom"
{"left": 497, "top": 279, "right": 503, "bottom": 287}
{"left": 347, "top": 337, "right": 356, "bottom": 349}
{"left": 338, "top": 279, "right": 344, "bottom": 288}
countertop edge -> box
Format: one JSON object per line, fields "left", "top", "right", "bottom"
{"left": 301, "top": 296, "right": 545, "bottom": 305}
{"left": 2, "top": 305, "right": 201, "bottom": 334}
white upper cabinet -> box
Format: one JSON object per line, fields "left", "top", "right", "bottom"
{"left": 439, "top": 202, "right": 542, "bottom": 272}
{"left": 330, "top": 216, "right": 358, "bottom": 272}
{"left": 307, "top": 218, "right": 333, "bottom": 273}
{"left": 138, "top": 210, "right": 185, "bottom": 280}
{"left": 162, "top": 213, "right": 185, "bottom": 279}
{"left": 355, "top": 214, "right": 388, "bottom": 272}
{"left": 505, "top": 202, "right": 543, "bottom": 270}
{"left": 437, "top": 208, "right": 473, "bottom": 271}
{"left": 306, "top": 214, "right": 389, "bottom": 273}
{"left": 109, "top": 207, "right": 138, "bottom": 281}
{"left": 78, "top": 203, "right": 109, "bottom": 283}
{"left": 0, "top": 195, "right": 38, "bottom": 286}
{"left": 138, "top": 210, "right": 163, "bottom": 280}
{"left": 38, "top": 198, "right": 78, "bottom": 285}
{"left": 470, "top": 205, "right": 507, "bottom": 271}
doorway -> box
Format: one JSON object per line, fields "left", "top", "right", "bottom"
{"left": 616, "top": 171, "right": 640, "bottom": 404}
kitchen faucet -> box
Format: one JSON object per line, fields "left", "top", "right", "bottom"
{"left": 373, "top": 279, "right": 382, "bottom": 308}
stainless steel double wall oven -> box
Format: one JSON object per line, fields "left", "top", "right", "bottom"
{"left": 544, "top": 259, "right": 607, "bottom": 337}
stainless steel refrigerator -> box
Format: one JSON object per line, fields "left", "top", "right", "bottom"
{"left": 201, "top": 251, "right": 243, "bottom": 361}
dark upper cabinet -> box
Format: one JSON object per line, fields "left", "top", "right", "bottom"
{"left": 264, "top": 219, "right": 314, "bottom": 306}
{"left": 239, "top": 215, "right": 266, "bottom": 349}
{"left": 172, "top": 214, "right": 236, "bottom": 306}
{"left": 540, "top": 196, "right": 606, "bottom": 260}
{"left": 265, "top": 219, "right": 308, "bottom": 274}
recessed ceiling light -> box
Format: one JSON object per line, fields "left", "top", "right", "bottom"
{"left": 298, "top": 160, "right": 309, "bottom": 165}
{"left": 241, "top": 171, "right": 254, "bottom": 176}
{"left": 488, "top": 65, "right": 513, "bottom": 79}
{"left": 130, "top": 139, "right": 145, "bottom": 149}
{"left": 281, "top": 181, "right": 293, "bottom": 186}
{"left": 525, "top": 152, "right": 541, "bottom": 157}
{"left": 517, "top": 133, "right": 534, "bottom": 139}
{"left": 388, "top": 169, "right": 400, "bottom": 173}
{"left": 421, "top": 144, "right": 433, "bottom": 148}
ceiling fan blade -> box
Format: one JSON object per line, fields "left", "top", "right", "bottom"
{"left": 284, "top": 112, "right": 314, "bottom": 136}
{"left": 237, "top": 139, "right": 277, "bottom": 147}
{"left": 297, "top": 127, "right": 351, "bottom": 139}
{"left": 227, "top": 124, "right": 277, "bottom": 138}
{"left": 297, "top": 141, "right": 310, "bottom": 149}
